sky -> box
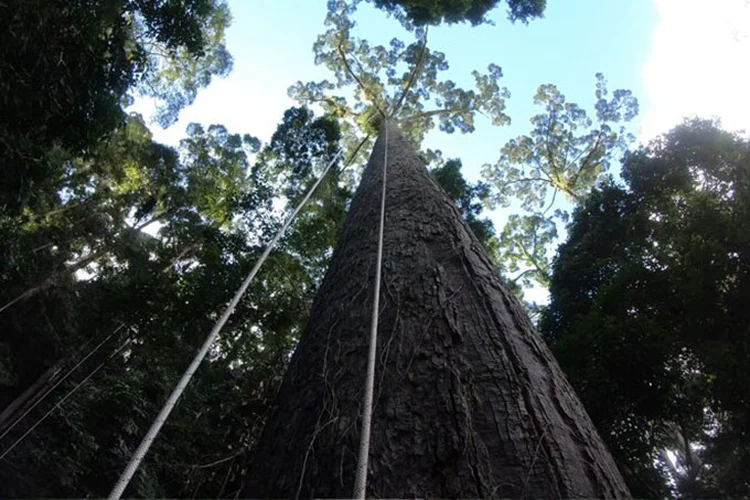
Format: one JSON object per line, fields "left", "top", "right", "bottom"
{"left": 131, "top": 0, "right": 750, "bottom": 301}
{"left": 136, "top": 0, "right": 658, "bottom": 161}
{"left": 641, "top": 0, "right": 750, "bottom": 140}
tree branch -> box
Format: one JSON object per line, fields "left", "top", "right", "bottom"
{"left": 161, "top": 241, "right": 201, "bottom": 274}
{"left": 510, "top": 268, "right": 536, "bottom": 286}
{"left": 194, "top": 449, "right": 245, "bottom": 470}
{"left": 391, "top": 33, "right": 428, "bottom": 118}
{"left": 344, "top": 133, "right": 373, "bottom": 169}
{"left": 569, "top": 131, "right": 604, "bottom": 190}
{"left": 515, "top": 237, "right": 550, "bottom": 283}
{"left": 336, "top": 43, "right": 387, "bottom": 118}
{"left": 544, "top": 110, "right": 560, "bottom": 179}
{"left": 498, "top": 177, "right": 547, "bottom": 189}
{"left": 414, "top": 107, "right": 466, "bottom": 118}
{"left": 0, "top": 211, "right": 170, "bottom": 315}
{"left": 542, "top": 187, "right": 559, "bottom": 216}
{"left": 311, "top": 96, "right": 360, "bottom": 118}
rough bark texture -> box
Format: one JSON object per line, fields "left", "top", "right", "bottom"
{"left": 244, "top": 122, "right": 630, "bottom": 498}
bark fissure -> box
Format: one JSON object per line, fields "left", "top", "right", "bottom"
{"left": 244, "top": 121, "right": 629, "bottom": 498}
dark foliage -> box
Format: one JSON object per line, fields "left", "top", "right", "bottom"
{"left": 371, "top": 0, "right": 545, "bottom": 25}
{"left": 0, "top": 0, "right": 231, "bottom": 213}
{"left": 542, "top": 119, "right": 750, "bottom": 498}
{"left": 431, "top": 158, "right": 495, "bottom": 246}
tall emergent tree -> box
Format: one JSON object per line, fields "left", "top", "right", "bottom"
{"left": 244, "top": 122, "right": 629, "bottom": 497}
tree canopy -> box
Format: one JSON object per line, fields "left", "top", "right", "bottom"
{"left": 1, "top": 1, "right": 747, "bottom": 498}
{"left": 0, "top": 0, "right": 232, "bottom": 214}
{"left": 0, "top": 105, "right": 348, "bottom": 497}
{"left": 542, "top": 119, "right": 750, "bottom": 498}
{"left": 482, "top": 74, "right": 638, "bottom": 292}
{"left": 289, "top": 0, "right": 514, "bottom": 167}
{"left": 370, "top": 0, "right": 546, "bottom": 25}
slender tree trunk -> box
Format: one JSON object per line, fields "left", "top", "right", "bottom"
{"left": 244, "top": 122, "right": 629, "bottom": 498}
{"left": 0, "top": 361, "right": 63, "bottom": 433}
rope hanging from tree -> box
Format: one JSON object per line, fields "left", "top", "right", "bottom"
{"left": 352, "top": 121, "right": 388, "bottom": 498}
{"left": 0, "top": 323, "right": 125, "bottom": 446}
{"left": 0, "top": 335, "right": 134, "bottom": 461}
{"left": 108, "top": 148, "right": 344, "bottom": 499}
{"left": 0, "top": 116, "right": 379, "bottom": 496}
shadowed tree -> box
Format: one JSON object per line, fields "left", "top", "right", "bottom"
{"left": 0, "top": 106, "right": 356, "bottom": 497}
{"left": 542, "top": 119, "right": 750, "bottom": 498}
{"left": 0, "top": 0, "right": 232, "bottom": 214}
{"left": 430, "top": 158, "right": 497, "bottom": 250}
{"left": 243, "top": 121, "right": 629, "bottom": 497}
{"left": 370, "top": 0, "right": 546, "bottom": 26}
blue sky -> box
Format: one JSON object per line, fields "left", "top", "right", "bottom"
{"left": 140, "top": 0, "right": 658, "bottom": 178}
{"left": 137, "top": 0, "right": 750, "bottom": 164}
{"left": 133, "top": 0, "right": 750, "bottom": 301}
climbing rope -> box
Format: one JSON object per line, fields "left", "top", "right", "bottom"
{"left": 108, "top": 148, "right": 345, "bottom": 499}
{"left": 353, "top": 122, "right": 388, "bottom": 498}
{"left": 0, "top": 323, "right": 125, "bottom": 444}
{"left": 0, "top": 335, "right": 133, "bottom": 461}
{"left": 7, "top": 136, "right": 369, "bottom": 464}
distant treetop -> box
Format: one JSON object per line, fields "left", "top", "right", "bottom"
{"left": 370, "top": 0, "right": 546, "bottom": 25}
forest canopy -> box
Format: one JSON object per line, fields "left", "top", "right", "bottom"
{"left": 0, "top": 0, "right": 747, "bottom": 498}
{"left": 542, "top": 119, "right": 750, "bottom": 497}
{"left": 370, "top": 0, "right": 546, "bottom": 25}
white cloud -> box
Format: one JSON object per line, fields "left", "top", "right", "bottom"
{"left": 641, "top": 0, "right": 750, "bottom": 141}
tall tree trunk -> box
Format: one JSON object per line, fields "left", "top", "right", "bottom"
{"left": 244, "top": 122, "right": 629, "bottom": 498}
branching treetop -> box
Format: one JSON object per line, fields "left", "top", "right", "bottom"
{"left": 290, "top": 0, "right": 512, "bottom": 165}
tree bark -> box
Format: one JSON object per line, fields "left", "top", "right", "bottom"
{"left": 244, "top": 121, "right": 629, "bottom": 498}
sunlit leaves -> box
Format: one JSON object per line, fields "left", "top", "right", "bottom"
{"left": 498, "top": 214, "right": 556, "bottom": 288}
{"left": 0, "top": 0, "right": 233, "bottom": 214}
{"left": 485, "top": 74, "right": 638, "bottom": 209}
{"left": 265, "top": 107, "right": 341, "bottom": 200}
{"left": 291, "top": 0, "right": 511, "bottom": 158}
{"left": 178, "top": 123, "right": 258, "bottom": 226}
{"left": 482, "top": 75, "right": 638, "bottom": 290}
{"left": 133, "top": 0, "right": 234, "bottom": 127}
